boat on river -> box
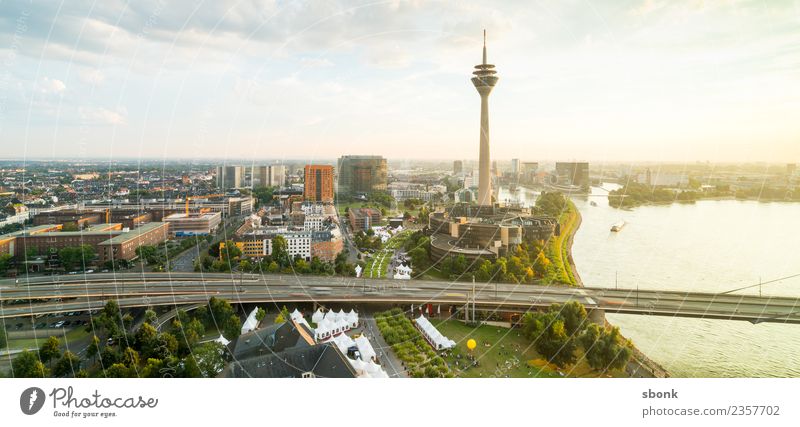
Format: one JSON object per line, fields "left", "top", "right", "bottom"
{"left": 610, "top": 220, "right": 626, "bottom": 232}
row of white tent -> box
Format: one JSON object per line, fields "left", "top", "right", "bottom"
{"left": 415, "top": 315, "right": 456, "bottom": 350}
{"left": 311, "top": 308, "right": 359, "bottom": 340}
{"left": 241, "top": 308, "right": 260, "bottom": 335}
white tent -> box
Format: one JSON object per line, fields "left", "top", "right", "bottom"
{"left": 315, "top": 318, "right": 333, "bottom": 340}
{"left": 394, "top": 264, "right": 412, "bottom": 280}
{"left": 346, "top": 309, "right": 359, "bottom": 328}
{"left": 324, "top": 310, "right": 339, "bottom": 323}
{"left": 241, "top": 307, "right": 260, "bottom": 335}
{"left": 325, "top": 333, "right": 355, "bottom": 353}
{"left": 290, "top": 308, "right": 303, "bottom": 321}
{"left": 213, "top": 334, "right": 230, "bottom": 346}
{"left": 311, "top": 308, "right": 325, "bottom": 324}
{"left": 354, "top": 335, "right": 376, "bottom": 361}
{"left": 416, "top": 315, "right": 456, "bottom": 350}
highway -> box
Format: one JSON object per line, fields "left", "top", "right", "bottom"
{"left": 2, "top": 273, "right": 799, "bottom": 324}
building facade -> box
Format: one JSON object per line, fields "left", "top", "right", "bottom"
{"left": 304, "top": 165, "right": 334, "bottom": 202}
{"left": 336, "top": 155, "right": 388, "bottom": 195}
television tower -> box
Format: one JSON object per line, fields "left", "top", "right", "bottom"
{"left": 472, "top": 30, "right": 498, "bottom": 207}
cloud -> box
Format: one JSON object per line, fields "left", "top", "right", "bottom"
{"left": 36, "top": 77, "right": 66, "bottom": 94}
{"left": 78, "top": 106, "right": 127, "bottom": 125}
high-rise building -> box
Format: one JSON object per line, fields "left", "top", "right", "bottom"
{"left": 304, "top": 165, "right": 334, "bottom": 202}
{"left": 472, "top": 30, "right": 499, "bottom": 206}
{"left": 216, "top": 166, "right": 243, "bottom": 189}
{"left": 269, "top": 165, "right": 287, "bottom": 187}
{"left": 511, "top": 159, "right": 520, "bottom": 175}
{"left": 337, "top": 155, "right": 388, "bottom": 195}
{"left": 555, "top": 162, "right": 590, "bottom": 188}
{"left": 254, "top": 166, "right": 269, "bottom": 188}
{"left": 453, "top": 160, "right": 463, "bottom": 175}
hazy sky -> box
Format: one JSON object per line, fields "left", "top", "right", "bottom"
{"left": 0, "top": 0, "right": 798, "bottom": 163}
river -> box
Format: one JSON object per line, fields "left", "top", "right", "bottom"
{"left": 498, "top": 184, "right": 800, "bottom": 377}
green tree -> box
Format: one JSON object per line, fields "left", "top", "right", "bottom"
{"left": 144, "top": 309, "right": 158, "bottom": 325}
{"left": 122, "top": 347, "right": 141, "bottom": 368}
{"left": 104, "top": 363, "right": 131, "bottom": 378}
{"left": 39, "top": 336, "right": 61, "bottom": 368}
{"left": 86, "top": 335, "right": 101, "bottom": 363}
{"left": 220, "top": 240, "right": 241, "bottom": 261}
{"left": 274, "top": 305, "right": 290, "bottom": 324}
{"left": 255, "top": 307, "right": 267, "bottom": 322}
{"left": 580, "top": 324, "right": 633, "bottom": 372}
{"left": 11, "top": 350, "right": 47, "bottom": 378}
{"left": 53, "top": 351, "right": 81, "bottom": 377}
{"left": 271, "top": 235, "right": 289, "bottom": 267}
{"left": 58, "top": 244, "right": 97, "bottom": 271}
{"left": 0, "top": 253, "right": 12, "bottom": 274}
{"left": 223, "top": 314, "right": 241, "bottom": 340}
{"left": 553, "top": 301, "right": 588, "bottom": 336}
{"left": 190, "top": 342, "right": 226, "bottom": 378}
{"left": 135, "top": 323, "right": 159, "bottom": 357}
{"left": 522, "top": 312, "right": 578, "bottom": 368}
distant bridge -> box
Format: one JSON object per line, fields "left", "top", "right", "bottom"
{"left": 1, "top": 273, "right": 799, "bottom": 324}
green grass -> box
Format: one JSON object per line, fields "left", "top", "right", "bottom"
{"left": 364, "top": 230, "right": 413, "bottom": 278}
{"left": 5, "top": 326, "right": 90, "bottom": 351}
{"left": 433, "top": 319, "right": 626, "bottom": 378}
{"left": 433, "top": 320, "right": 561, "bottom": 378}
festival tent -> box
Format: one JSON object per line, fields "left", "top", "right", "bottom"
{"left": 241, "top": 308, "right": 260, "bottom": 335}
{"left": 315, "top": 318, "right": 334, "bottom": 340}
{"left": 311, "top": 308, "right": 325, "bottom": 324}
{"left": 416, "top": 315, "right": 456, "bottom": 350}
{"left": 354, "top": 335, "right": 376, "bottom": 361}
{"left": 290, "top": 309, "right": 303, "bottom": 321}
{"left": 346, "top": 309, "right": 359, "bottom": 328}
{"left": 214, "top": 334, "right": 230, "bottom": 346}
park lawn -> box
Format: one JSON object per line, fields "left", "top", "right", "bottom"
{"left": 433, "top": 320, "right": 626, "bottom": 378}
{"left": 433, "top": 319, "right": 561, "bottom": 378}
{"left": 6, "top": 326, "right": 90, "bottom": 351}
{"left": 364, "top": 230, "right": 413, "bottom": 278}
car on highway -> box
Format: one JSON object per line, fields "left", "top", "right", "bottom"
{"left": 53, "top": 321, "right": 65, "bottom": 328}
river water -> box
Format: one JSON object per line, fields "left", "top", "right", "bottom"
{"left": 499, "top": 184, "right": 800, "bottom": 377}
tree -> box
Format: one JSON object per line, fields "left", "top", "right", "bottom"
{"left": 271, "top": 235, "right": 289, "bottom": 267}
{"left": 53, "top": 351, "right": 81, "bottom": 377}
{"left": 0, "top": 326, "right": 7, "bottom": 349}
{"left": 223, "top": 314, "right": 241, "bottom": 340}
{"left": 522, "top": 312, "right": 577, "bottom": 368}
{"left": 580, "top": 324, "right": 632, "bottom": 372}
{"left": 86, "top": 335, "right": 101, "bottom": 363}
{"left": 135, "top": 323, "right": 159, "bottom": 357}
{"left": 0, "top": 253, "right": 12, "bottom": 274}
{"left": 255, "top": 307, "right": 267, "bottom": 322}
{"left": 554, "top": 301, "right": 588, "bottom": 336}
{"left": 122, "top": 347, "right": 141, "bottom": 368}
{"left": 39, "top": 336, "right": 61, "bottom": 367}
{"left": 104, "top": 363, "right": 131, "bottom": 378}
{"left": 144, "top": 309, "right": 158, "bottom": 325}
{"left": 11, "top": 350, "right": 47, "bottom": 378}
{"left": 191, "top": 342, "right": 226, "bottom": 378}
{"left": 274, "top": 306, "right": 290, "bottom": 324}
{"left": 58, "top": 244, "right": 96, "bottom": 271}
{"left": 220, "top": 240, "right": 241, "bottom": 261}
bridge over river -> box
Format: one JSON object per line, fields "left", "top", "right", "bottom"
{"left": 2, "top": 273, "right": 799, "bottom": 324}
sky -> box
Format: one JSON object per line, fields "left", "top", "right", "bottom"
{"left": 0, "top": 0, "right": 798, "bottom": 164}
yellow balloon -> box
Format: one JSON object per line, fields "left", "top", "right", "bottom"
{"left": 466, "top": 339, "right": 477, "bottom": 350}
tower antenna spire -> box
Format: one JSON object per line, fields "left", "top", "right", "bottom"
{"left": 482, "top": 29, "right": 487, "bottom": 64}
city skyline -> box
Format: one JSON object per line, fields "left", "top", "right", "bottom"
{"left": 1, "top": 0, "right": 799, "bottom": 163}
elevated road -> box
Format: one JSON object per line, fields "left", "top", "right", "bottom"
{"left": 1, "top": 273, "right": 799, "bottom": 324}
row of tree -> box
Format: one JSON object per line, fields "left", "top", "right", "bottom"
{"left": 7, "top": 297, "right": 239, "bottom": 378}
{"left": 522, "top": 302, "right": 632, "bottom": 372}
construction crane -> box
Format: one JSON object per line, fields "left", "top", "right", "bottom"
{"left": 185, "top": 193, "right": 225, "bottom": 215}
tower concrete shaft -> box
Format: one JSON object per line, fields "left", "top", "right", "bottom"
{"left": 471, "top": 30, "right": 498, "bottom": 207}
